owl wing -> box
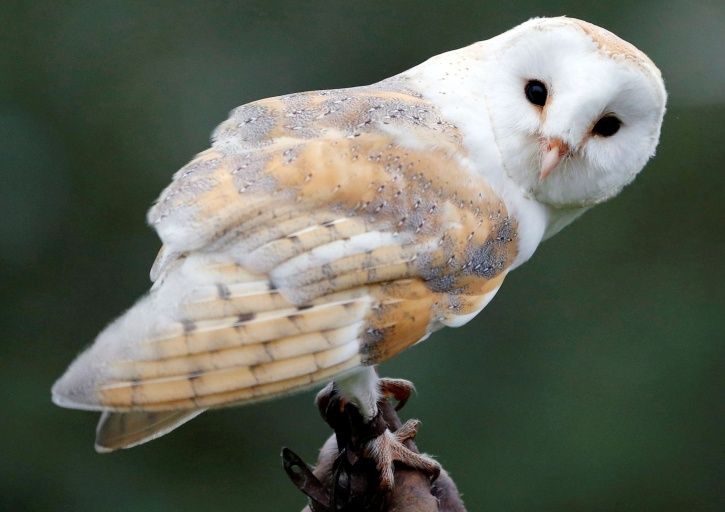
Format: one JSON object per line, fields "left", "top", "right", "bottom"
{"left": 52, "top": 84, "right": 518, "bottom": 450}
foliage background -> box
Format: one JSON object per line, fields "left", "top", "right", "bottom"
{"left": 1, "top": 1, "right": 723, "bottom": 510}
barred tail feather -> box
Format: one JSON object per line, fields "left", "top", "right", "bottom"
{"left": 95, "top": 410, "right": 205, "bottom": 452}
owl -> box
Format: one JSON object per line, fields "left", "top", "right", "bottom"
{"left": 52, "top": 16, "right": 666, "bottom": 484}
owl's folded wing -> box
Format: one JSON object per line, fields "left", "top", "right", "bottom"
{"left": 52, "top": 87, "right": 518, "bottom": 449}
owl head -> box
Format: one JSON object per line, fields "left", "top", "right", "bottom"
{"left": 476, "top": 17, "right": 667, "bottom": 208}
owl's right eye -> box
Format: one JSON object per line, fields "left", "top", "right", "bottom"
{"left": 525, "top": 80, "right": 547, "bottom": 107}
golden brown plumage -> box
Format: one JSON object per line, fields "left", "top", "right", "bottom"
{"left": 54, "top": 82, "right": 518, "bottom": 449}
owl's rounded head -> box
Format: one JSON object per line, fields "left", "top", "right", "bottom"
{"left": 481, "top": 17, "right": 667, "bottom": 208}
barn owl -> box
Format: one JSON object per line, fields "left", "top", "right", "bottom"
{"left": 52, "top": 17, "right": 666, "bottom": 484}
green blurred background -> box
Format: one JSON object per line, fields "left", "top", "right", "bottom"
{"left": 1, "top": 1, "right": 723, "bottom": 510}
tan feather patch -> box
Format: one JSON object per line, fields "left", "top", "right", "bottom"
{"left": 56, "top": 82, "right": 518, "bottom": 417}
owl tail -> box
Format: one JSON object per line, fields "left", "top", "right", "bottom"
{"left": 95, "top": 409, "right": 205, "bottom": 452}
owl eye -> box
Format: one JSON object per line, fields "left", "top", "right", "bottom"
{"left": 592, "top": 115, "right": 622, "bottom": 137}
{"left": 524, "top": 80, "right": 547, "bottom": 106}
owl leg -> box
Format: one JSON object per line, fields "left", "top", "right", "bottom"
{"left": 330, "top": 369, "right": 415, "bottom": 418}
{"left": 315, "top": 368, "right": 440, "bottom": 490}
{"left": 334, "top": 365, "right": 381, "bottom": 421}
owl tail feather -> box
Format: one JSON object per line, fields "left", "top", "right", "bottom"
{"left": 95, "top": 409, "right": 205, "bottom": 452}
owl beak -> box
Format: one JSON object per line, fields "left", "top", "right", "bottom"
{"left": 539, "top": 138, "right": 570, "bottom": 181}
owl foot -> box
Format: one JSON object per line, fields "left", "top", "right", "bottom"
{"left": 314, "top": 377, "right": 415, "bottom": 421}
{"left": 314, "top": 376, "right": 439, "bottom": 490}
{"left": 289, "top": 378, "right": 454, "bottom": 510}
{"left": 364, "top": 419, "right": 441, "bottom": 489}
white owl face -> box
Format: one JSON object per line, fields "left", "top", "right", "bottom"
{"left": 482, "top": 18, "right": 667, "bottom": 208}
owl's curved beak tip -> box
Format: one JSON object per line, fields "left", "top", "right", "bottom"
{"left": 539, "top": 138, "right": 570, "bottom": 181}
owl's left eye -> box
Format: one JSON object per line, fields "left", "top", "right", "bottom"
{"left": 592, "top": 115, "right": 622, "bottom": 137}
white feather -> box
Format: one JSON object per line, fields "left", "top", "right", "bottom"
{"left": 269, "top": 231, "right": 403, "bottom": 283}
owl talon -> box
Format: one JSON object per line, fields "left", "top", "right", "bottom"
{"left": 364, "top": 419, "right": 441, "bottom": 489}
{"left": 378, "top": 377, "right": 415, "bottom": 411}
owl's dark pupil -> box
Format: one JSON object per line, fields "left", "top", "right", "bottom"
{"left": 525, "top": 80, "right": 547, "bottom": 106}
{"left": 592, "top": 115, "right": 622, "bottom": 137}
